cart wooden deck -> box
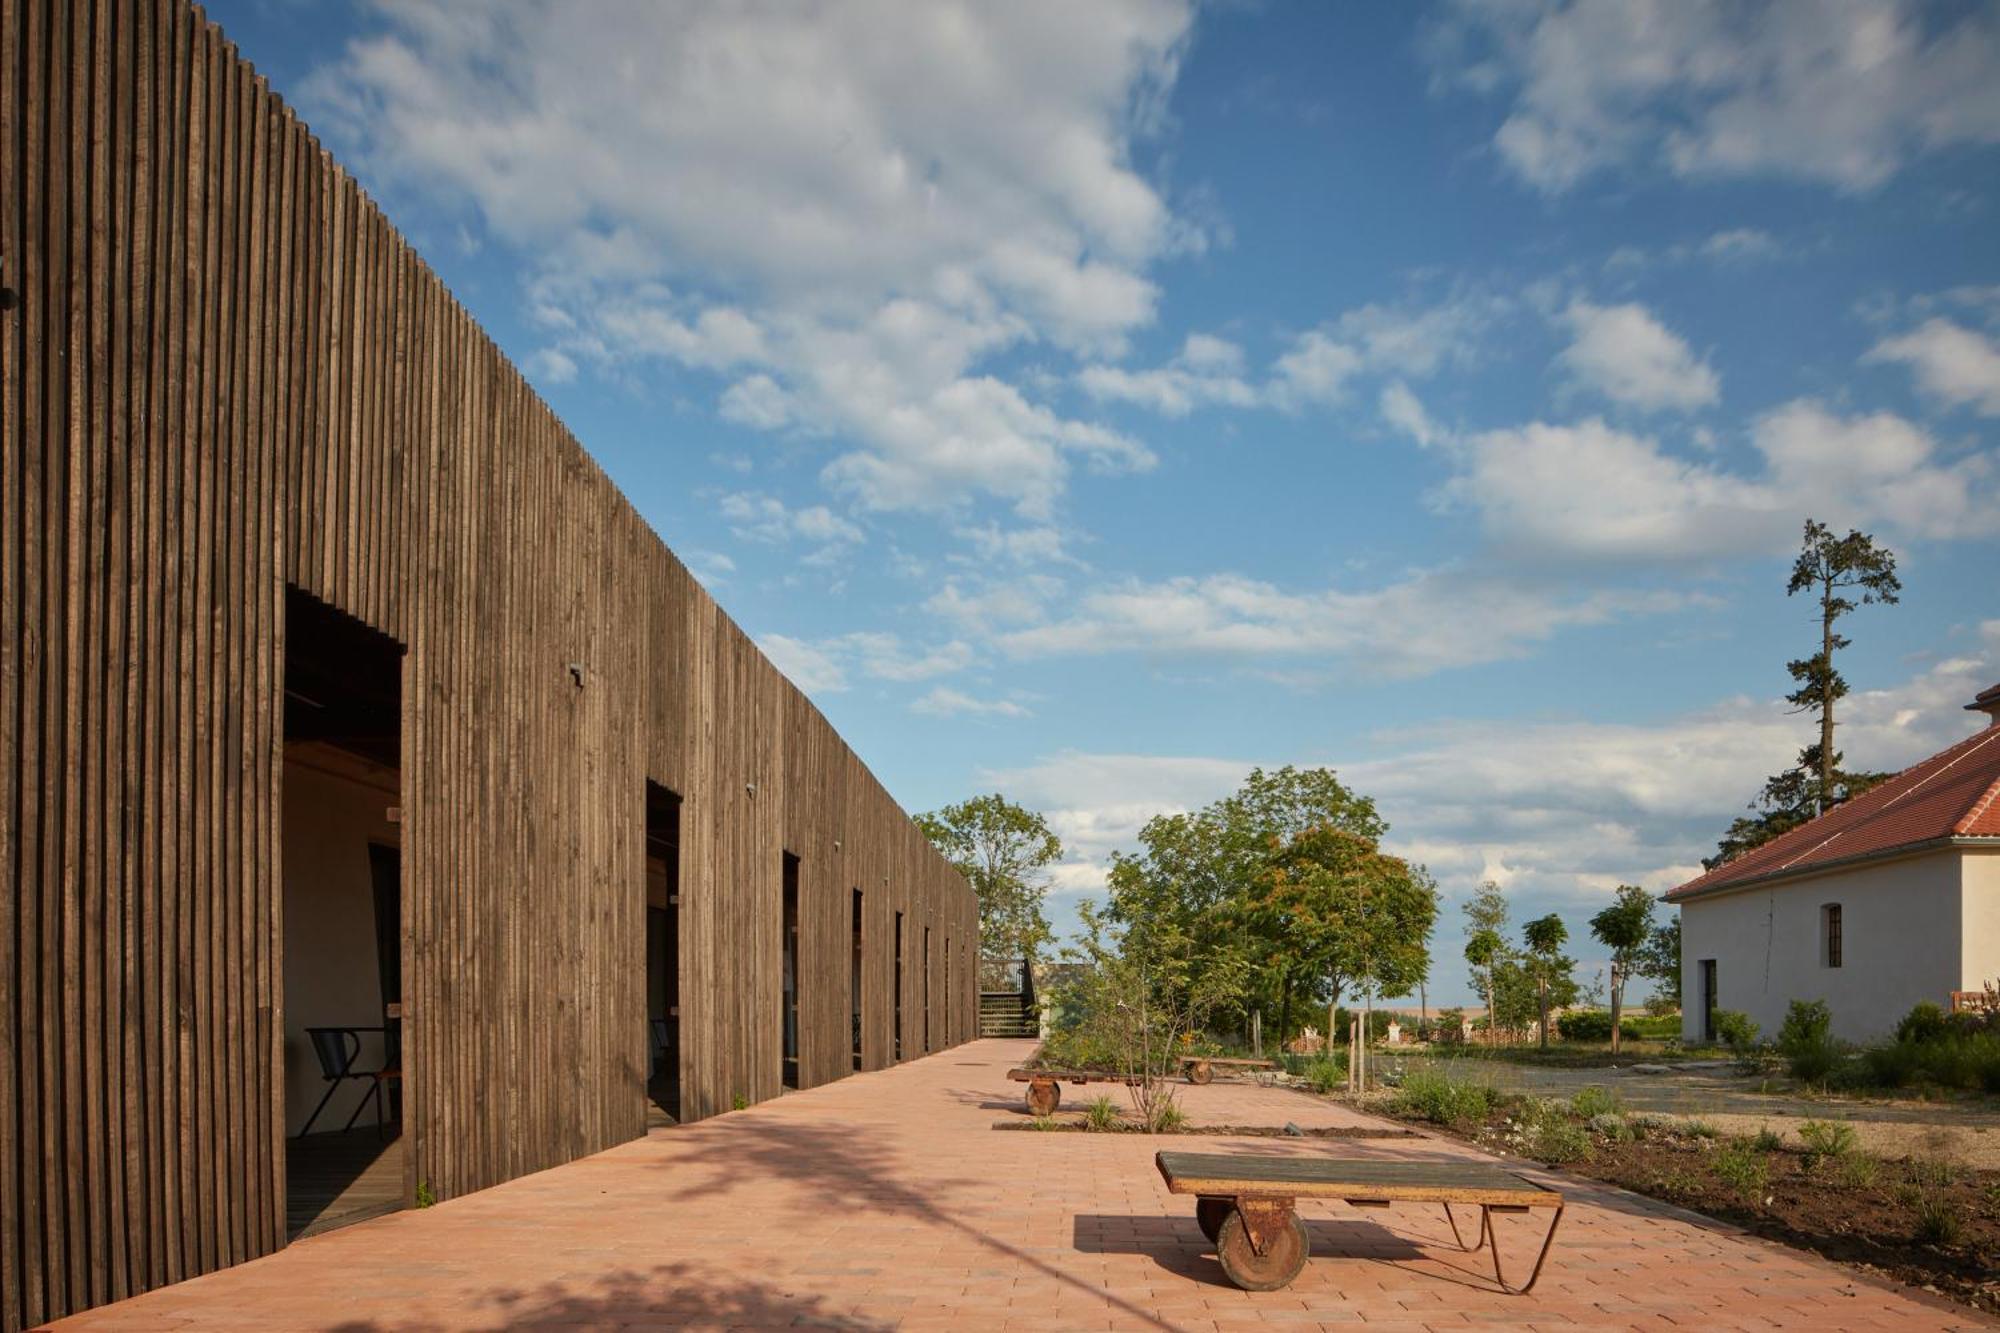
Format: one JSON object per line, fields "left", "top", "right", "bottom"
{"left": 1180, "top": 1055, "right": 1277, "bottom": 1084}
{"left": 1005, "top": 1067, "right": 1141, "bottom": 1115}
{"left": 1155, "top": 1151, "right": 1564, "bottom": 1293}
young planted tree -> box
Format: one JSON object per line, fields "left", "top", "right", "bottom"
{"left": 1462, "top": 882, "right": 1509, "bottom": 1045}
{"left": 1254, "top": 826, "right": 1438, "bottom": 1076}
{"left": 1522, "top": 914, "right": 1574, "bottom": 1050}
{"left": 1062, "top": 899, "right": 1248, "bottom": 1129}
{"left": 1709, "top": 520, "right": 1901, "bottom": 866}
{"left": 1589, "top": 885, "right": 1655, "bottom": 1055}
{"left": 916, "top": 794, "right": 1062, "bottom": 981}
{"left": 1636, "top": 914, "right": 1681, "bottom": 1008}
{"left": 1108, "top": 765, "right": 1387, "bottom": 1044}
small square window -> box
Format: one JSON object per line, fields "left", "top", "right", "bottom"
{"left": 1823, "top": 904, "right": 1842, "bottom": 969}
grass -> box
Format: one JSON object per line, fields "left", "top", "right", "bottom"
{"left": 1083, "top": 1095, "right": 1121, "bottom": 1132}
{"left": 1570, "top": 1085, "right": 1620, "bottom": 1119}
{"left": 1393, "top": 1067, "right": 1500, "bottom": 1125}
{"left": 1713, "top": 1140, "right": 1770, "bottom": 1201}
{"left": 1797, "top": 1119, "right": 1857, "bottom": 1162}
{"left": 1913, "top": 1193, "right": 1964, "bottom": 1245}
{"left": 1685, "top": 1119, "right": 1719, "bottom": 1139}
{"left": 1752, "top": 1127, "right": 1785, "bottom": 1152}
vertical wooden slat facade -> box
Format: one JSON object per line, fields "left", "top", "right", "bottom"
{"left": 0, "top": 3, "right": 981, "bottom": 1327}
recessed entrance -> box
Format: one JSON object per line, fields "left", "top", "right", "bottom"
{"left": 782, "top": 852, "right": 801, "bottom": 1089}
{"left": 281, "top": 586, "right": 406, "bottom": 1240}
{"left": 646, "top": 782, "right": 683, "bottom": 1124}
{"left": 851, "top": 890, "right": 864, "bottom": 1071}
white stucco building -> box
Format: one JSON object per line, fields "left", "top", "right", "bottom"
{"left": 1666, "top": 684, "right": 2000, "bottom": 1045}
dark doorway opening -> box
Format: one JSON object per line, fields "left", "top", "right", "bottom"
{"left": 851, "top": 890, "right": 864, "bottom": 1071}
{"left": 782, "top": 852, "right": 801, "bottom": 1089}
{"left": 646, "top": 782, "right": 683, "bottom": 1124}
{"left": 923, "top": 926, "right": 932, "bottom": 1053}
{"left": 1699, "top": 959, "right": 1717, "bottom": 1043}
{"left": 281, "top": 585, "right": 406, "bottom": 1240}
{"left": 894, "top": 911, "right": 905, "bottom": 1061}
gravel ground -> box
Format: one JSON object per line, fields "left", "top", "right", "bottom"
{"left": 1371, "top": 1052, "right": 2000, "bottom": 1168}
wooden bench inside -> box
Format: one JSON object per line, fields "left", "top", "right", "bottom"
{"left": 1155, "top": 1151, "right": 1564, "bottom": 1294}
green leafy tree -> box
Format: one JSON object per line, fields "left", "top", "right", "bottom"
{"left": 1636, "top": 914, "right": 1682, "bottom": 1008}
{"left": 1462, "top": 882, "right": 1509, "bottom": 1045}
{"left": 1107, "top": 765, "right": 1387, "bottom": 1042}
{"left": 1253, "top": 826, "right": 1439, "bottom": 1047}
{"left": 1709, "top": 520, "right": 1900, "bottom": 866}
{"left": 1589, "top": 885, "right": 1655, "bottom": 1055}
{"left": 916, "top": 794, "right": 1062, "bottom": 974}
{"left": 1522, "top": 914, "right": 1577, "bottom": 1050}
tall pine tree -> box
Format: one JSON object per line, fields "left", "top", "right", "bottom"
{"left": 1709, "top": 520, "right": 1901, "bottom": 867}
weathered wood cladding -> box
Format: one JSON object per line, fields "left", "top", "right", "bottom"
{"left": 0, "top": 2, "right": 980, "bottom": 1327}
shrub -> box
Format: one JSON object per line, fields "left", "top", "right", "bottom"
{"left": 1555, "top": 1010, "right": 1641, "bottom": 1042}
{"left": 1084, "top": 1095, "right": 1121, "bottom": 1132}
{"left": 1589, "top": 1111, "right": 1633, "bottom": 1141}
{"left": 1643, "top": 994, "right": 1679, "bottom": 1019}
{"left": 1685, "top": 1119, "right": 1719, "bottom": 1139}
{"left": 1752, "top": 1127, "right": 1784, "bottom": 1152}
{"left": 1797, "top": 1119, "right": 1857, "bottom": 1162}
{"left": 1394, "top": 1068, "right": 1498, "bottom": 1125}
{"left": 1712, "top": 1009, "right": 1758, "bottom": 1053}
{"left": 1713, "top": 1141, "right": 1769, "bottom": 1200}
{"left": 1528, "top": 1117, "right": 1591, "bottom": 1164}
{"left": 1777, "top": 1000, "right": 1841, "bottom": 1082}
{"left": 1147, "top": 1098, "right": 1188, "bottom": 1133}
{"left": 1303, "top": 1057, "right": 1345, "bottom": 1095}
{"left": 1570, "top": 1085, "right": 1620, "bottom": 1119}
{"left": 1896, "top": 1002, "right": 1950, "bottom": 1046}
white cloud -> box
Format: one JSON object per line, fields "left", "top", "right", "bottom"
{"left": 1437, "top": 402, "right": 2000, "bottom": 563}
{"left": 758, "top": 634, "right": 849, "bottom": 694}
{"left": 718, "top": 492, "right": 866, "bottom": 548}
{"left": 527, "top": 347, "right": 578, "bottom": 384}
{"left": 1082, "top": 295, "right": 1503, "bottom": 417}
{"left": 1438, "top": 0, "right": 2000, "bottom": 194}
{"left": 984, "top": 625, "right": 1999, "bottom": 922}
{"left": 1380, "top": 380, "right": 1441, "bottom": 447}
{"left": 1699, "top": 228, "right": 1782, "bottom": 262}
{"left": 754, "top": 630, "right": 975, "bottom": 697}
{"left": 1866, "top": 318, "right": 2000, "bottom": 416}
{"left": 910, "top": 687, "right": 1032, "bottom": 718}
{"left": 305, "top": 0, "right": 1193, "bottom": 518}
{"left": 992, "top": 568, "right": 1689, "bottom": 679}
{"left": 1078, "top": 333, "right": 1259, "bottom": 416}
{"left": 1559, "top": 300, "right": 1719, "bottom": 413}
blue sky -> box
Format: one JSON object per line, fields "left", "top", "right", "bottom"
{"left": 217, "top": 1, "right": 2000, "bottom": 1005}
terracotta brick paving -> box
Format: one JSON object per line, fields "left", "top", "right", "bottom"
{"left": 53, "top": 1039, "right": 1985, "bottom": 1331}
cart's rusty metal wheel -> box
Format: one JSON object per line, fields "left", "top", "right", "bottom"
{"left": 1025, "top": 1077, "right": 1061, "bottom": 1116}
{"left": 1186, "top": 1059, "right": 1214, "bottom": 1085}
{"left": 1215, "top": 1207, "right": 1308, "bottom": 1292}
{"left": 1195, "top": 1197, "right": 1232, "bottom": 1244}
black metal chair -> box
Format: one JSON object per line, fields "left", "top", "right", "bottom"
{"left": 298, "top": 1026, "right": 398, "bottom": 1139}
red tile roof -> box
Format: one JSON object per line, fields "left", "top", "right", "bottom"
{"left": 1666, "top": 719, "right": 2000, "bottom": 901}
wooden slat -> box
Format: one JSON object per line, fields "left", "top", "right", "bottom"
{"left": 1156, "top": 1153, "right": 1562, "bottom": 1207}
{"left": 2, "top": 3, "right": 979, "bottom": 1327}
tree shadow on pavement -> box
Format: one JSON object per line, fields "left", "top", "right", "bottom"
{"left": 325, "top": 1260, "right": 893, "bottom": 1332}
{"left": 644, "top": 1114, "right": 1186, "bottom": 1330}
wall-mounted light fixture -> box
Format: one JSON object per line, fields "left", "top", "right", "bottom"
{"left": 745, "top": 782, "right": 757, "bottom": 797}
{"left": 566, "top": 661, "right": 585, "bottom": 688}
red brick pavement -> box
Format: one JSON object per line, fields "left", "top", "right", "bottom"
{"left": 52, "top": 1039, "right": 1984, "bottom": 1331}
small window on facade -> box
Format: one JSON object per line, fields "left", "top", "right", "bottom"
{"left": 1823, "top": 903, "right": 1842, "bottom": 969}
